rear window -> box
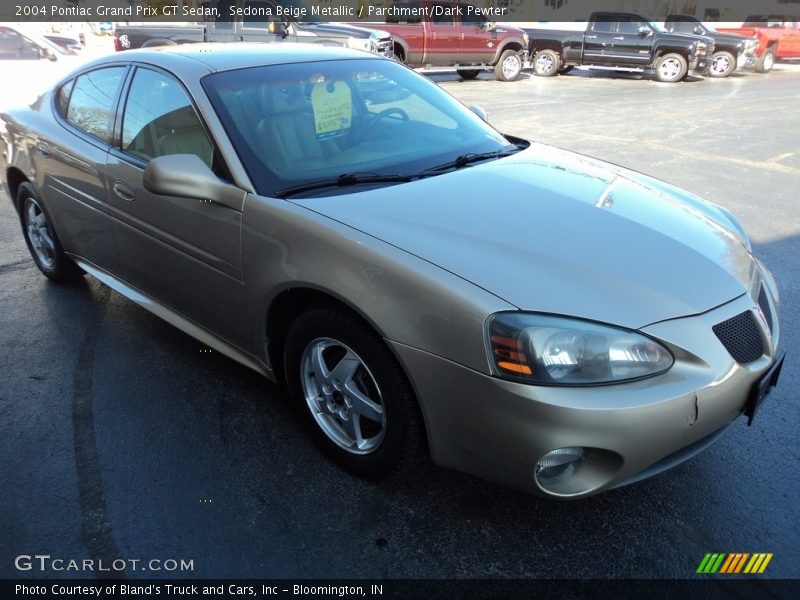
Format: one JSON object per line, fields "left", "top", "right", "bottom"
{"left": 66, "top": 67, "right": 126, "bottom": 143}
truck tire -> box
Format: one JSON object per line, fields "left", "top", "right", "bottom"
{"left": 532, "top": 50, "right": 560, "bottom": 77}
{"left": 457, "top": 69, "right": 481, "bottom": 80}
{"left": 655, "top": 53, "right": 688, "bottom": 83}
{"left": 707, "top": 50, "right": 736, "bottom": 77}
{"left": 755, "top": 48, "right": 775, "bottom": 73}
{"left": 494, "top": 49, "right": 523, "bottom": 82}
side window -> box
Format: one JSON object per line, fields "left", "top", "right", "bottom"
{"left": 591, "top": 19, "right": 613, "bottom": 33}
{"left": 66, "top": 67, "right": 126, "bottom": 143}
{"left": 617, "top": 18, "right": 645, "bottom": 35}
{"left": 56, "top": 79, "right": 74, "bottom": 118}
{"left": 121, "top": 68, "right": 213, "bottom": 167}
{"left": 432, "top": 7, "right": 454, "bottom": 26}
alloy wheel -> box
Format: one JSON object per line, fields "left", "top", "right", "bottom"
{"left": 23, "top": 197, "right": 56, "bottom": 269}
{"left": 300, "top": 337, "right": 386, "bottom": 455}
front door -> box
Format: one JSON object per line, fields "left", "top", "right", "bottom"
{"left": 609, "top": 17, "right": 653, "bottom": 67}
{"left": 105, "top": 65, "right": 249, "bottom": 348}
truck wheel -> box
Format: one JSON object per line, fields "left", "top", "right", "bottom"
{"left": 457, "top": 69, "right": 481, "bottom": 80}
{"left": 558, "top": 65, "right": 574, "bottom": 75}
{"left": 755, "top": 49, "right": 775, "bottom": 73}
{"left": 655, "top": 53, "right": 688, "bottom": 83}
{"left": 532, "top": 50, "right": 560, "bottom": 77}
{"left": 494, "top": 49, "right": 523, "bottom": 82}
{"left": 708, "top": 51, "right": 736, "bottom": 77}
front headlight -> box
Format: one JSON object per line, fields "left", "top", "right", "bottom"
{"left": 523, "top": 32, "right": 529, "bottom": 46}
{"left": 347, "top": 37, "right": 374, "bottom": 52}
{"left": 487, "top": 313, "right": 673, "bottom": 385}
{"left": 695, "top": 42, "right": 707, "bottom": 56}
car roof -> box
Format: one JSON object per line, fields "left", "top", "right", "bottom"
{"left": 98, "top": 43, "right": 380, "bottom": 74}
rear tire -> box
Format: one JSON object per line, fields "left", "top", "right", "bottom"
{"left": 532, "top": 49, "right": 560, "bottom": 77}
{"left": 284, "top": 309, "right": 425, "bottom": 479}
{"left": 457, "top": 69, "right": 481, "bottom": 80}
{"left": 655, "top": 53, "right": 688, "bottom": 82}
{"left": 17, "top": 182, "right": 83, "bottom": 283}
{"left": 707, "top": 50, "right": 736, "bottom": 77}
{"left": 755, "top": 48, "right": 775, "bottom": 73}
{"left": 494, "top": 49, "right": 523, "bottom": 82}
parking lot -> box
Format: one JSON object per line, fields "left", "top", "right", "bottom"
{"left": 1, "top": 56, "right": 798, "bottom": 581}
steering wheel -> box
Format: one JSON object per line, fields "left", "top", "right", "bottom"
{"left": 357, "top": 108, "right": 410, "bottom": 142}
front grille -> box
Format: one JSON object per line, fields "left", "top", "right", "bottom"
{"left": 377, "top": 37, "right": 393, "bottom": 57}
{"left": 758, "top": 286, "right": 774, "bottom": 334}
{"left": 713, "top": 311, "right": 764, "bottom": 364}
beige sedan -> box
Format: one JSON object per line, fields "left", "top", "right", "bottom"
{"left": 0, "top": 44, "right": 783, "bottom": 497}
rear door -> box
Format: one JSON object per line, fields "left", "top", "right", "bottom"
{"left": 425, "top": 3, "right": 460, "bottom": 64}
{"left": 583, "top": 17, "right": 616, "bottom": 63}
{"left": 104, "top": 65, "right": 249, "bottom": 348}
{"left": 42, "top": 66, "right": 128, "bottom": 272}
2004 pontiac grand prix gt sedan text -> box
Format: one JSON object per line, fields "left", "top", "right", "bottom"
{"left": 1, "top": 45, "right": 784, "bottom": 498}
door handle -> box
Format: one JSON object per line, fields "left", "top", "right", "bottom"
{"left": 613, "top": 36, "right": 625, "bottom": 40}
{"left": 36, "top": 141, "right": 50, "bottom": 157}
{"left": 112, "top": 181, "right": 134, "bottom": 202}
{"left": 585, "top": 35, "right": 597, "bottom": 39}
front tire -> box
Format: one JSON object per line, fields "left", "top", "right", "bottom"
{"left": 284, "top": 309, "right": 424, "bottom": 478}
{"left": 494, "top": 49, "right": 523, "bottom": 82}
{"left": 707, "top": 50, "right": 736, "bottom": 77}
{"left": 755, "top": 48, "right": 775, "bottom": 73}
{"left": 17, "top": 182, "right": 83, "bottom": 282}
{"left": 532, "top": 49, "right": 560, "bottom": 77}
{"left": 655, "top": 53, "right": 688, "bottom": 82}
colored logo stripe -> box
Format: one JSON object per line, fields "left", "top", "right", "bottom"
{"left": 697, "top": 553, "right": 772, "bottom": 574}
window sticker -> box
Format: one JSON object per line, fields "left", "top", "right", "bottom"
{"left": 311, "top": 81, "right": 352, "bottom": 138}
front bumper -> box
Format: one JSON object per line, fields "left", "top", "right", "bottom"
{"left": 738, "top": 52, "right": 758, "bottom": 70}
{"left": 391, "top": 290, "right": 780, "bottom": 498}
{"left": 692, "top": 56, "right": 708, "bottom": 71}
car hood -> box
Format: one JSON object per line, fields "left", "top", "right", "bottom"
{"left": 304, "top": 22, "right": 389, "bottom": 39}
{"left": 659, "top": 31, "right": 714, "bottom": 46}
{"left": 291, "top": 144, "right": 756, "bottom": 329}
{"left": 710, "top": 31, "right": 748, "bottom": 44}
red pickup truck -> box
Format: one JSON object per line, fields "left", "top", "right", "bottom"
{"left": 364, "top": 0, "right": 529, "bottom": 81}
{"left": 718, "top": 14, "right": 800, "bottom": 72}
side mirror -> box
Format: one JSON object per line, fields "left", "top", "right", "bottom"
{"left": 469, "top": 105, "right": 489, "bottom": 122}
{"left": 268, "top": 21, "right": 289, "bottom": 37}
{"left": 694, "top": 25, "right": 705, "bottom": 35}
{"left": 481, "top": 21, "right": 495, "bottom": 31}
{"left": 143, "top": 154, "right": 245, "bottom": 211}
{"left": 39, "top": 46, "right": 58, "bottom": 61}
{"left": 639, "top": 26, "right": 652, "bottom": 37}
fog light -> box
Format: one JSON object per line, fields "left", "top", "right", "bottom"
{"left": 536, "top": 447, "right": 586, "bottom": 488}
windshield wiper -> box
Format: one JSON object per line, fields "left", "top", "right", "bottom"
{"left": 423, "top": 145, "right": 523, "bottom": 174}
{"left": 276, "top": 172, "right": 414, "bottom": 198}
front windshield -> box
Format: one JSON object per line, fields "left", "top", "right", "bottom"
{"left": 701, "top": 21, "right": 718, "bottom": 32}
{"left": 202, "top": 58, "right": 515, "bottom": 198}
{"left": 648, "top": 21, "right": 666, "bottom": 33}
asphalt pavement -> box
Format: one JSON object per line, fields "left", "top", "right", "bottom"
{"left": 1, "top": 59, "right": 798, "bottom": 580}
